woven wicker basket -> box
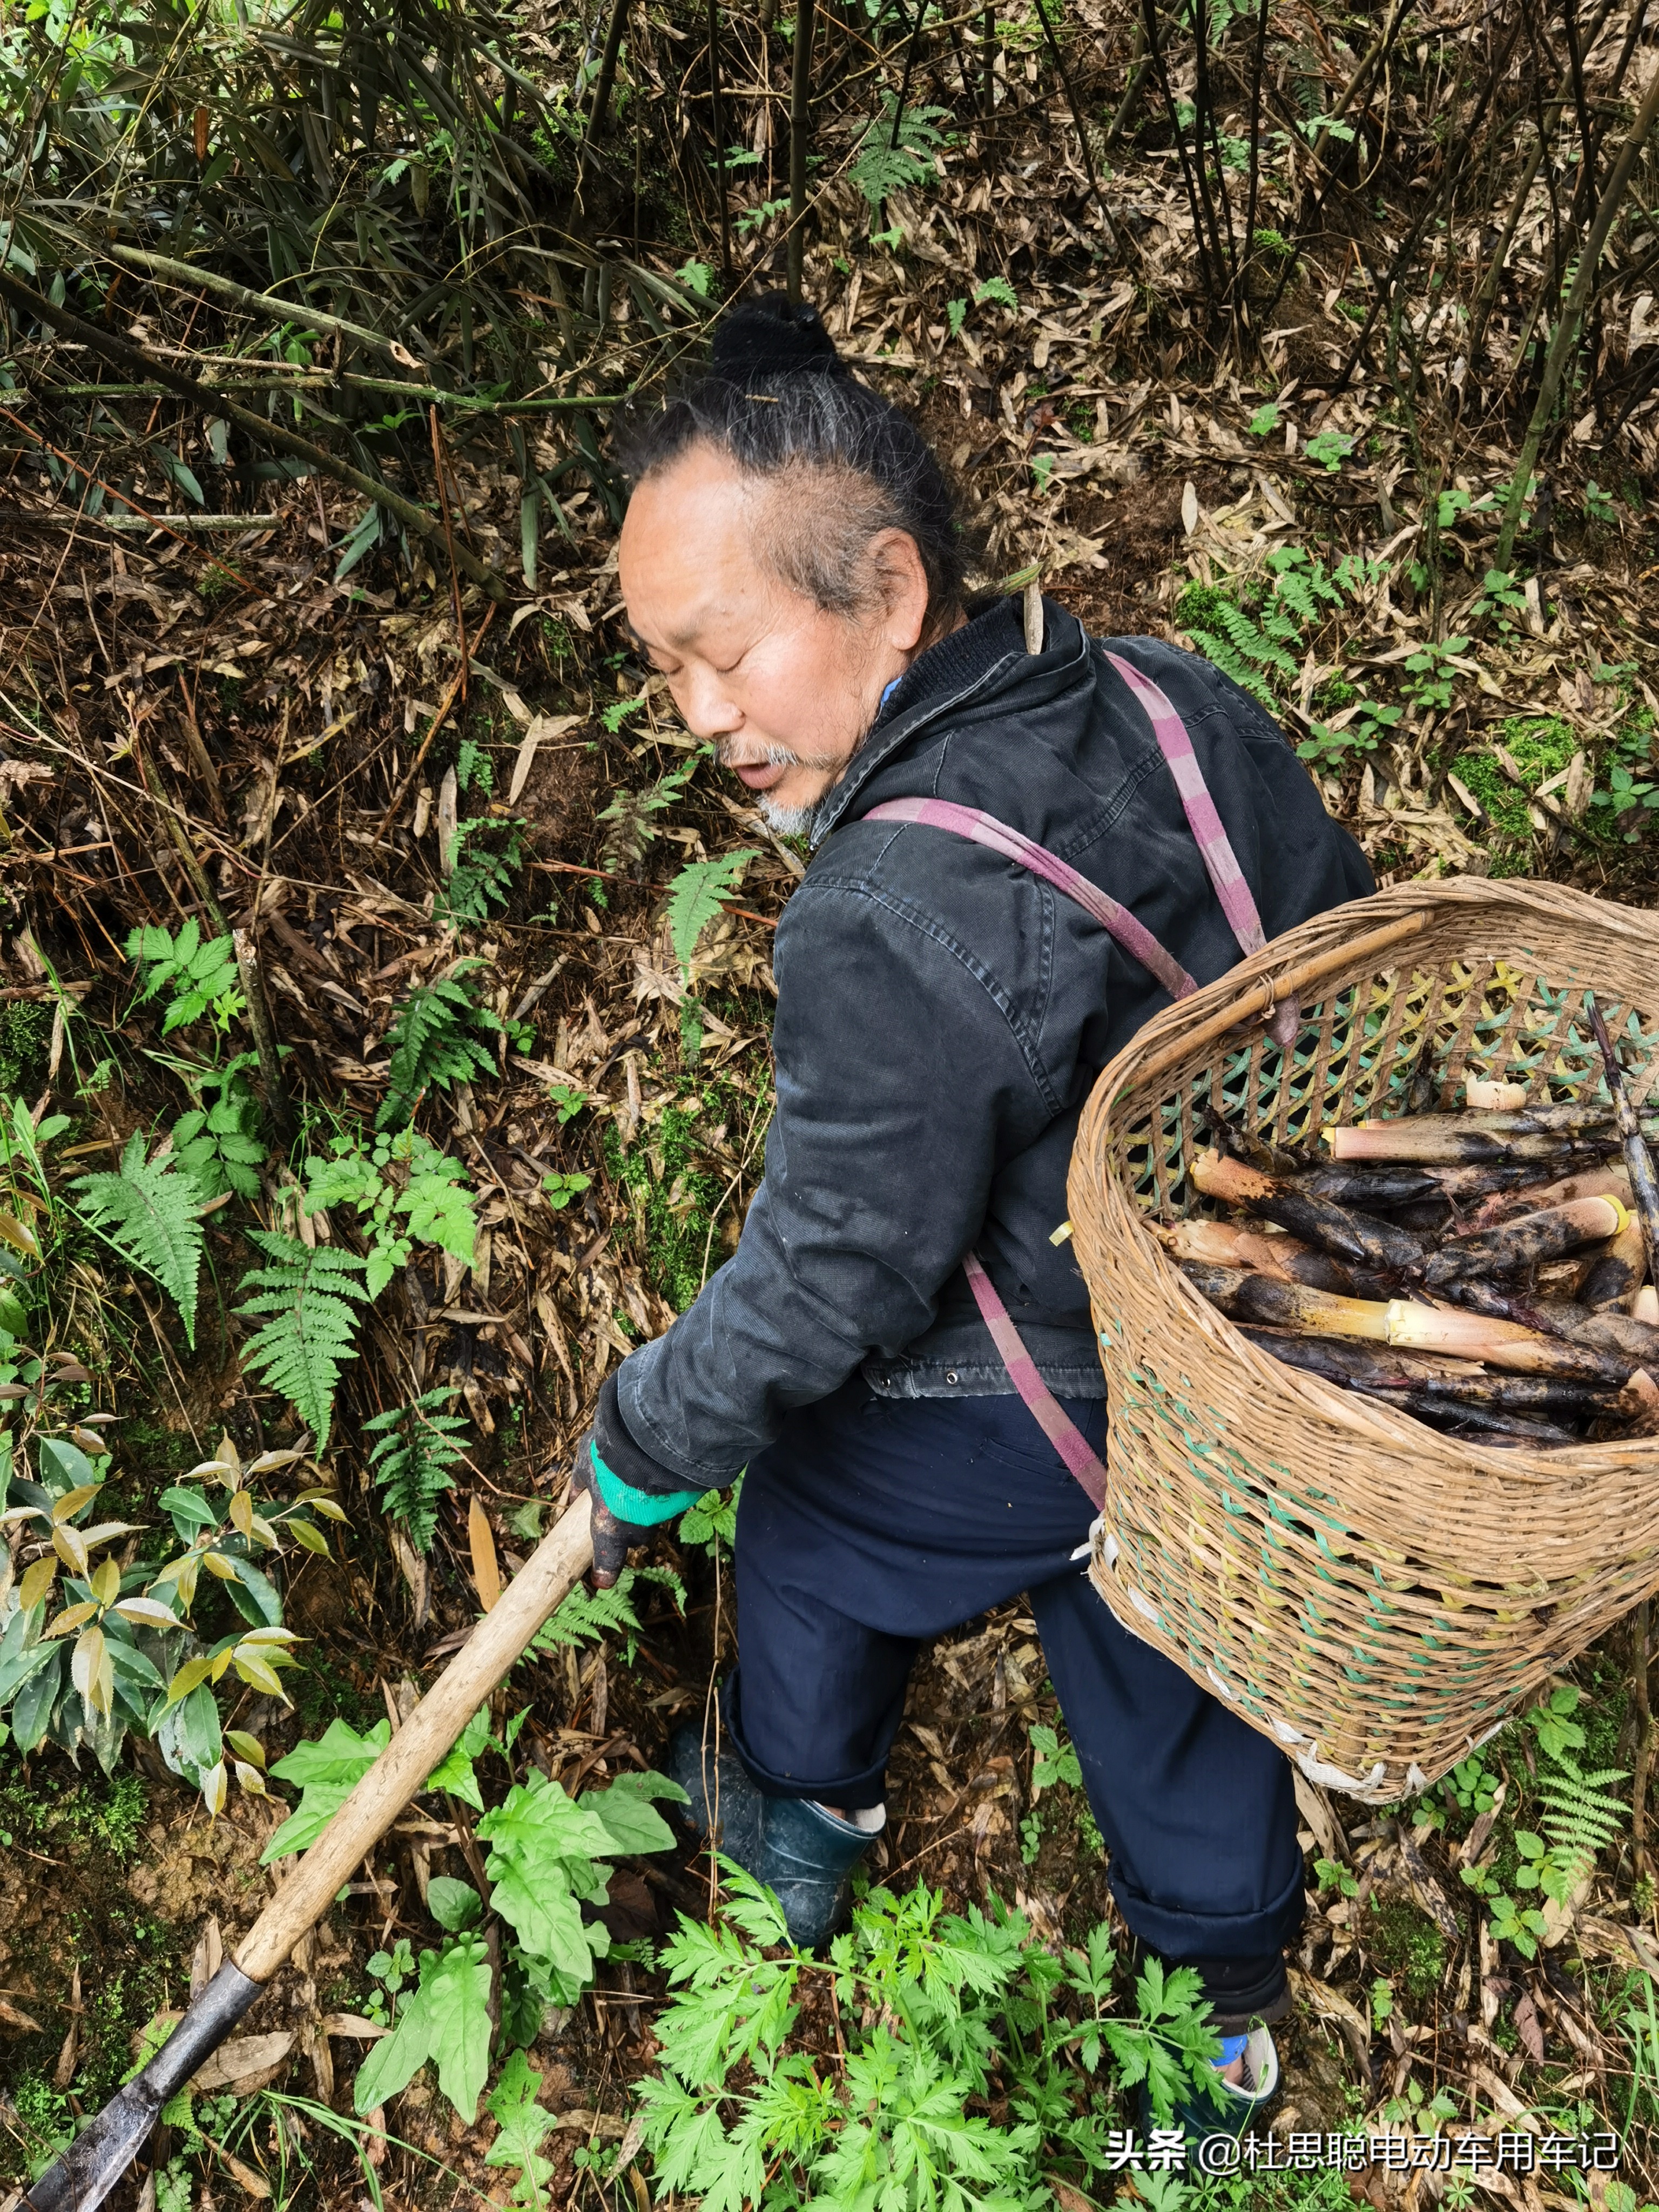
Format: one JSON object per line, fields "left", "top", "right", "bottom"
{"left": 1068, "top": 876, "right": 1659, "bottom": 1804}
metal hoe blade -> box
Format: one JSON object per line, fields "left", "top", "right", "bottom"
{"left": 26, "top": 1965, "right": 263, "bottom": 2212}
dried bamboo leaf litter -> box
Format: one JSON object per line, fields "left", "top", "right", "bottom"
{"left": 1069, "top": 876, "right": 1659, "bottom": 1803}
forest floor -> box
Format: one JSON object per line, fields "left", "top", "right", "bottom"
{"left": 4, "top": 24, "right": 1659, "bottom": 2210}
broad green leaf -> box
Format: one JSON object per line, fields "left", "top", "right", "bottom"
{"left": 271, "top": 1716, "right": 389, "bottom": 1788}
{"left": 484, "top": 2049, "right": 556, "bottom": 2208}
{"left": 476, "top": 1773, "right": 615, "bottom": 1867}
{"left": 427, "top": 1877, "right": 482, "bottom": 1932}
{"left": 489, "top": 1854, "right": 603, "bottom": 1986}
{"left": 354, "top": 1940, "right": 493, "bottom": 2124}
{"left": 580, "top": 1770, "right": 685, "bottom": 1857}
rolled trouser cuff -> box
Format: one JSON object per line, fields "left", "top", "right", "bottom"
{"left": 1112, "top": 1855, "right": 1304, "bottom": 2011}
{"left": 721, "top": 1669, "right": 891, "bottom": 1811}
{"left": 1124, "top": 1930, "right": 1294, "bottom": 2033}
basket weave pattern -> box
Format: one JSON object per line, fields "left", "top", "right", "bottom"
{"left": 1068, "top": 878, "right": 1659, "bottom": 1803}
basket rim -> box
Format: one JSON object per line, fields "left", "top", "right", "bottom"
{"left": 1074, "top": 873, "right": 1659, "bottom": 1483}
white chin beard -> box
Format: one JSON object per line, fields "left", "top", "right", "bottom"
{"left": 756, "top": 795, "right": 818, "bottom": 838}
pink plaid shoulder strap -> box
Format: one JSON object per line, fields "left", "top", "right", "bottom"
{"left": 862, "top": 650, "right": 1295, "bottom": 1513}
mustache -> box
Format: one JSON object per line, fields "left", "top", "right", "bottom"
{"left": 716, "top": 737, "right": 844, "bottom": 775}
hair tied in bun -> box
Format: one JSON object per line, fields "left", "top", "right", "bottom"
{"left": 713, "top": 294, "right": 846, "bottom": 383}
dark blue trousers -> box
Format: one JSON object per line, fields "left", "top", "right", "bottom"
{"left": 725, "top": 1378, "right": 1304, "bottom": 1978}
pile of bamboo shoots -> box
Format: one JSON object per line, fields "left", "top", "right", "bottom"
{"left": 1161, "top": 1004, "right": 1659, "bottom": 1448}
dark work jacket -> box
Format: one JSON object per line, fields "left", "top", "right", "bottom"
{"left": 601, "top": 595, "right": 1373, "bottom": 1496}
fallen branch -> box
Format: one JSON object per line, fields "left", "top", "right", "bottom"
{"left": 0, "top": 267, "right": 511, "bottom": 603}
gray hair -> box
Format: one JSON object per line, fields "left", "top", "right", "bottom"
{"left": 619, "top": 294, "right": 975, "bottom": 635}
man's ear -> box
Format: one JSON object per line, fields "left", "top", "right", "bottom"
{"left": 868, "top": 528, "right": 932, "bottom": 652}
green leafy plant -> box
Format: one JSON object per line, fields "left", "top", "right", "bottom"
{"left": 436, "top": 814, "right": 525, "bottom": 926}
{"left": 377, "top": 963, "right": 505, "bottom": 1131}
{"left": 455, "top": 738, "right": 493, "bottom": 795}
{"left": 638, "top": 1869, "right": 1224, "bottom": 2206}
{"left": 849, "top": 97, "right": 951, "bottom": 214}
{"left": 363, "top": 1390, "right": 469, "bottom": 1553}
{"left": 0, "top": 1427, "right": 331, "bottom": 1805}
{"left": 485, "top": 2050, "right": 559, "bottom": 2209}
{"left": 1593, "top": 763, "right": 1659, "bottom": 821}
{"left": 1248, "top": 401, "right": 1281, "bottom": 436}
{"left": 71, "top": 1134, "right": 207, "bottom": 1347}
{"left": 1474, "top": 567, "right": 1529, "bottom": 625}
{"left": 1178, "top": 543, "right": 1365, "bottom": 710}
{"left": 364, "top": 1936, "right": 416, "bottom": 2024}
{"left": 235, "top": 1232, "right": 371, "bottom": 1451}
{"left": 1584, "top": 480, "right": 1618, "bottom": 525}
{"left": 336, "top": 1763, "right": 684, "bottom": 2123}
{"left": 1304, "top": 428, "right": 1355, "bottom": 473}
{"left": 666, "top": 852, "right": 756, "bottom": 979}
{"left": 354, "top": 1935, "right": 494, "bottom": 2121}
{"left": 541, "top": 1169, "right": 591, "bottom": 1210}
{"left": 1528, "top": 1757, "right": 1628, "bottom": 1901}
{"left": 301, "top": 1125, "right": 476, "bottom": 1296}
{"left": 600, "top": 693, "right": 649, "bottom": 737}
{"left": 1297, "top": 697, "right": 1404, "bottom": 769}
{"left": 1402, "top": 635, "right": 1472, "bottom": 712}
{"left": 126, "top": 922, "right": 242, "bottom": 1036}
{"left": 597, "top": 761, "right": 693, "bottom": 871}
{"left": 973, "top": 275, "right": 1019, "bottom": 312}
{"left": 529, "top": 1563, "right": 684, "bottom": 1667}
{"left": 1314, "top": 1856, "right": 1359, "bottom": 1899}
{"left": 1526, "top": 1683, "right": 1587, "bottom": 1762}
{"left": 678, "top": 1475, "right": 740, "bottom": 1557}
{"left": 167, "top": 1054, "right": 265, "bottom": 1202}
{"left": 664, "top": 849, "right": 758, "bottom": 1056}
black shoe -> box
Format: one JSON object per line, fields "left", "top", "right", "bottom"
{"left": 666, "top": 1725, "right": 883, "bottom": 1947}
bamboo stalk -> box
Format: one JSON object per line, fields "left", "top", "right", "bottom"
{"left": 788, "top": 0, "right": 819, "bottom": 302}
{"left": 586, "top": 0, "right": 631, "bottom": 139}
{"left": 1495, "top": 60, "right": 1659, "bottom": 572}
{"left": 709, "top": 0, "right": 732, "bottom": 282}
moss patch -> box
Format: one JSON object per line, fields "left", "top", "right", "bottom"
{"left": 604, "top": 1071, "right": 764, "bottom": 1312}
{"left": 0, "top": 1001, "right": 52, "bottom": 1097}
{"left": 1452, "top": 716, "right": 1578, "bottom": 862}
{"left": 1364, "top": 1893, "right": 1447, "bottom": 2004}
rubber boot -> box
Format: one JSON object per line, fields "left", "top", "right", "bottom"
{"left": 1143, "top": 2024, "right": 1279, "bottom": 2147}
{"left": 666, "top": 1724, "right": 763, "bottom": 1869}
{"left": 752, "top": 1792, "right": 884, "bottom": 1947}
{"left": 666, "top": 1725, "right": 882, "bottom": 1946}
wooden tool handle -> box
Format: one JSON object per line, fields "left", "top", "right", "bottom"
{"left": 235, "top": 1490, "right": 594, "bottom": 1984}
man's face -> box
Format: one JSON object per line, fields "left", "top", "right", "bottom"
{"left": 618, "top": 445, "right": 921, "bottom": 834}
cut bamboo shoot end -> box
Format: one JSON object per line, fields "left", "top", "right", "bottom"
{"left": 1384, "top": 1301, "right": 1538, "bottom": 1357}
{"left": 1635, "top": 1285, "right": 1659, "bottom": 1324}
{"left": 1465, "top": 1079, "right": 1529, "bottom": 1111}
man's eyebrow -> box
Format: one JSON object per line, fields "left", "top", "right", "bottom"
{"left": 622, "top": 614, "right": 694, "bottom": 653}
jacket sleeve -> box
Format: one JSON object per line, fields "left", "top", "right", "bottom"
{"left": 610, "top": 874, "right": 1056, "bottom": 1491}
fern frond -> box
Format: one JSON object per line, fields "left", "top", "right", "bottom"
{"left": 666, "top": 852, "right": 757, "bottom": 979}
{"left": 378, "top": 966, "right": 500, "bottom": 1132}
{"left": 1537, "top": 1758, "right": 1628, "bottom": 1885}
{"left": 1215, "top": 599, "right": 1299, "bottom": 679}
{"left": 531, "top": 1574, "right": 646, "bottom": 1655}
{"left": 1183, "top": 626, "right": 1277, "bottom": 708}
{"left": 849, "top": 98, "right": 950, "bottom": 209}
{"left": 72, "top": 1134, "right": 206, "bottom": 1347}
{"left": 237, "top": 1231, "right": 370, "bottom": 1451}
{"left": 436, "top": 819, "right": 524, "bottom": 927}
{"left": 363, "top": 1388, "right": 468, "bottom": 1553}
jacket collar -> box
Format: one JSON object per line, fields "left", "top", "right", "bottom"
{"left": 811, "top": 595, "right": 1089, "bottom": 844}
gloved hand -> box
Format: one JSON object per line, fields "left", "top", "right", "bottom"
{"left": 572, "top": 1427, "right": 702, "bottom": 1589}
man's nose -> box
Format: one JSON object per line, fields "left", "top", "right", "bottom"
{"left": 677, "top": 666, "right": 742, "bottom": 739}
